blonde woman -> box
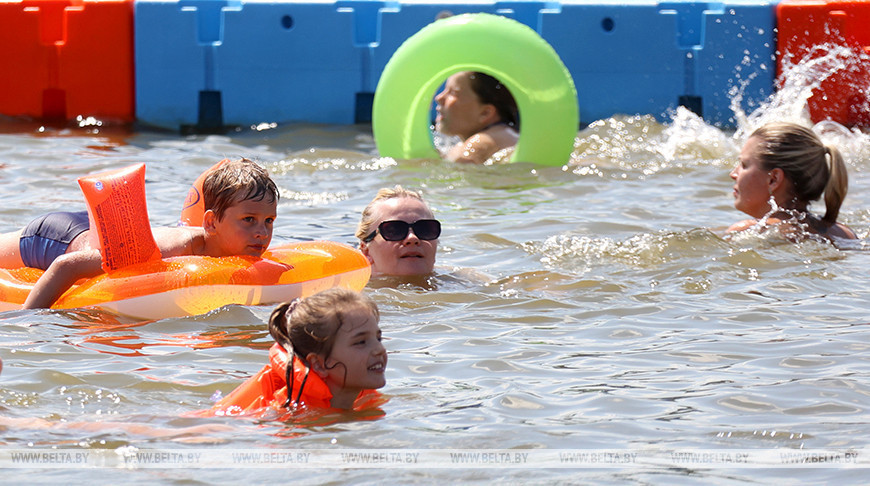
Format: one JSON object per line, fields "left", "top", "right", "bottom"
{"left": 356, "top": 186, "right": 440, "bottom": 277}
{"left": 728, "top": 122, "right": 856, "bottom": 241}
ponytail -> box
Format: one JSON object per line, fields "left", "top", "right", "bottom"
{"left": 268, "top": 299, "right": 309, "bottom": 409}
{"left": 751, "top": 122, "right": 850, "bottom": 225}
{"left": 822, "top": 145, "right": 848, "bottom": 224}
{"left": 268, "top": 299, "right": 296, "bottom": 350}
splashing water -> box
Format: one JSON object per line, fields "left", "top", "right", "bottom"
{"left": 732, "top": 42, "right": 870, "bottom": 145}
{"left": 730, "top": 195, "right": 832, "bottom": 246}
{"left": 567, "top": 44, "right": 870, "bottom": 177}
{"left": 543, "top": 40, "right": 870, "bottom": 279}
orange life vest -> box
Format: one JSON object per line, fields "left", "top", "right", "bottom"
{"left": 202, "top": 343, "right": 383, "bottom": 418}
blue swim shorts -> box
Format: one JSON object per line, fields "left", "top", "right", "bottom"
{"left": 19, "top": 211, "right": 90, "bottom": 270}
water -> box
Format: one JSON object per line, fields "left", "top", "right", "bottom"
{"left": 2, "top": 48, "right": 870, "bottom": 483}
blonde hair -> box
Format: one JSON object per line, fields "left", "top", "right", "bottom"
{"left": 355, "top": 185, "right": 428, "bottom": 241}
{"left": 202, "top": 158, "right": 279, "bottom": 220}
{"left": 750, "top": 122, "right": 848, "bottom": 224}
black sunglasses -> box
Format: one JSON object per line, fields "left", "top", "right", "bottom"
{"left": 363, "top": 219, "right": 441, "bottom": 243}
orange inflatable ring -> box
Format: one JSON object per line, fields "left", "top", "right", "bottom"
{"left": 0, "top": 163, "right": 370, "bottom": 320}
{"left": 0, "top": 240, "right": 371, "bottom": 320}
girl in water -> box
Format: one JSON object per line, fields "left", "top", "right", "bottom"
{"left": 434, "top": 71, "right": 519, "bottom": 164}
{"left": 203, "top": 288, "right": 387, "bottom": 417}
{"left": 728, "top": 122, "right": 856, "bottom": 241}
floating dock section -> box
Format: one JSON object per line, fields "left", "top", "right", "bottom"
{"left": 0, "top": 0, "right": 868, "bottom": 130}
{"left": 0, "top": 0, "right": 135, "bottom": 122}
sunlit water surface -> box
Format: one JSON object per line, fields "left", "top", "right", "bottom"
{"left": 2, "top": 47, "right": 870, "bottom": 484}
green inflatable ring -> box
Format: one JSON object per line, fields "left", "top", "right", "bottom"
{"left": 373, "top": 13, "right": 579, "bottom": 166}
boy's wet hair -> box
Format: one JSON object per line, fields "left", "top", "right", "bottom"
{"left": 202, "top": 158, "right": 279, "bottom": 220}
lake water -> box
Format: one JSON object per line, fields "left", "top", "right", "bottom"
{"left": 2, "top": 50, "right": 870, "bottom": 483}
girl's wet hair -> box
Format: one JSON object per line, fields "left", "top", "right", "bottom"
{"left": 751, "top": 122, "right": 848, "bottom": 224}
{"left": 268, "top": 288, "right": 379, "bottom": 407}
{"left": 202, "top": 157, "right": 279, "bottom": 220}
{"left": 468, "top": 72, "right": 520, "bottom": 130}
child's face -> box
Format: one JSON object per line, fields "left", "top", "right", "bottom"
{"left": 361, "top": 197, "right": 438, "bottom": 276}
{"left": 210, "top": 197, "right": 277, "bottom": 257}
{"left": 434, "top": 72, "right": 487, "bottom": 140}
{"left": 730, "top": 136, "right": 772, "bottom": 218}
{"left": 324, "top": 305, "right": 387, "bottom": 393}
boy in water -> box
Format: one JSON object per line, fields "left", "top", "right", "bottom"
{"left": 0, "top": 158, "right": 279, "bottom": 308}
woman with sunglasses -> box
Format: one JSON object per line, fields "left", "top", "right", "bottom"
{"left": 356, "top": 186, "right": 440, "bottom": 277}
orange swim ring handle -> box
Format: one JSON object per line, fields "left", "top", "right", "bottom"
{"left": 179, "top": 158, "right": 231, "bottom": 227}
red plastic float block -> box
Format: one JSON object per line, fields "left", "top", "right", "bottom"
{"left": 777, "top": 0, "right": 870, "bottom": 127}
{"left": 0, "top": 0, "right": 134, "bottom": 122}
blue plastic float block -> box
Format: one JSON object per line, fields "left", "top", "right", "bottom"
{"left": 541, "top": 0, "right": 776, "bottom": 127}
{"left": 135, "top": 0, "right": 363, "bottom": 129}
{"left": 679, "top": 0, "right": 776, "bottom": 126}
{"left": 133, "top": 0, "right": 775, "bottom": 128}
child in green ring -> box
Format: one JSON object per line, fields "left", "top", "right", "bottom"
{"left": 434, "top": 71, "right": 519, "bottom": 164}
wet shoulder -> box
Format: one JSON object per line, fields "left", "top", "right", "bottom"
{"left": 452, "top": 133, "right": 500, "bottom": 164}
{"left": 151, "top": 226, "right": 206, "bottom": 256}
{"left": 726, "top": 219, "right": 759, "bottom": 233}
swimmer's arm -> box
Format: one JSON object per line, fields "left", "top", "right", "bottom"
{"left": 0, "top": 416, "right": 233, "bottom": 440}
{"left": 725, "top": 219, "right": 758, "bottom": 233}
{"left": 449, "top": 134, "right": 499, "bottom": 164}
{"left": 23, "top": 249, "right": 103, "bottom": 309}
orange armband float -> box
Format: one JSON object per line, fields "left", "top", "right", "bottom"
{"left": 78, "top": 163, "right": 161, "bottom": 271}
